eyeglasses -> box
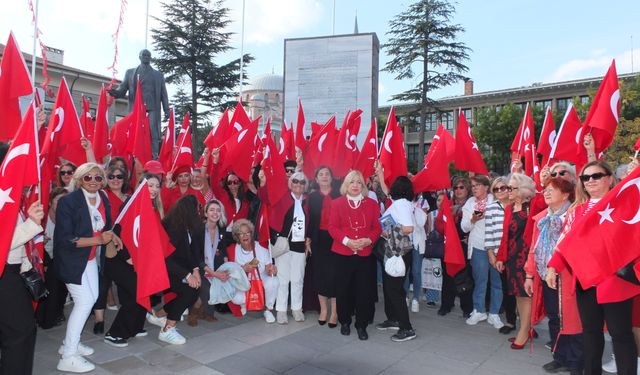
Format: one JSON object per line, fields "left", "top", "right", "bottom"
{"left": 226, "top": 180, "right": 240, "bottom": 186}
{"left": 579, "top": 172, "right": 610, "bottom": 182}
{"left": 492, "top": 185, "right": 509, "bottom": 193}
{"left": 285, "top": 168, "right": 295, "bottom": 174}
{"left": 107, "top": 174, "right": 124, "bottom": 180}
{"left": 238, "top": 232, "right": 252, "bottom": 237}
{"left": 550, "top": 170, "right": 568, "bottom": 178}
{"left": 83, "top": 175, "right": 104, "bottom": 183}
{"left": 292, "top": 179, "right": 306, "bottom": 185}
{"left": 60, "top": 170, "right": 74, "bottom": 176}
{"left": 507, "top": 186, "right": 519, "bottom": 192}
{"left": 453, "top": 185, "right": 466, "bottom": 190}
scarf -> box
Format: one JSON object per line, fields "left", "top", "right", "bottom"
{"left": 535, "top": 200, "right": 571, "bottom": 279}
{"left": 291, "top": 192, "right": 305, "bottom": 242}
{"left": 82, "top": 188, "right": 105, "bottom": 232}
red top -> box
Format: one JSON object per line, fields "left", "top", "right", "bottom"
{"left": 319, "top": 193, "right": 334, "bottom": 230}
{"left": 328, "top": 196, "right": 381, "bottom": 257}
{"left": 106, "top": 189, "right": 126, "bottom": 221}
{"left": 162, "top": 186, "right": 204, "bottom": 213}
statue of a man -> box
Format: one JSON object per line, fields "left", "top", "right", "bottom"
{"left": 108, "top": 49, "right": 170, "bottom": 159}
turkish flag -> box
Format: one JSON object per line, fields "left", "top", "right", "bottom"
{"left": 511, "top": 104, "right": 534, "bottom": 155}
{"left": 92, "top": 88, "right": 110, "bottom": 164}
{"left": 220, "top": 117, "right": 258, "bottom": 182}
{"left": 413, "top": 124, "right": 452, "bottom": 193}
{"left": 0, "top": 102, "right": 40, "bottom": 276}
{"left": 555, "top": 166, "right": 640, "bottom": 296}
{"left": 634, "top": 136, "right": 640, "bottom": 151}
{"left": 80, "top": 96, "right": 95, "bottom": 142}
{"left": 310, "top": 121, "right": 323, "bottom": 138}
{"left": 41, "top": 77, "right": 86, "bottom": 166}
{"left": 548, "top": 103, "right": 587, "bottom": 169}
{"left": 295, "top": 99, "right": 307, "bottom": 154}
{"left": 229, "top": 102, "right": 252, "bottom": 139}
{"left": 172, "top": 112, "right": 193, "bottom": 172}
{"left": 332, "top": 110, "right": 362, "bottom": 178}
{"left": 115, "top": 180, "right": 173, "bottom": 310}
{"left": 581, "top": 60, "right": 620, "bottom": 155}
{"left": 440, "top": 126, "right": 456, "bottom": 160}
{"left": 278, "top": 122, "right": 295, "bottom": 161}
{"left": 158, "top": 108, "right": 176, "bottom": 173}
{"left": 109, "top": 113, "right": 133, "bottom": 159}
{"left": 379, "top": 107, "right": 407, "bottom": 186}
{"left": 527, "top": 142, "right": 542, "bottom": 190}
{"left": 305, "top": 116, "right": 337, "bottom": 178}
{"left": 537, "top": 107, "right": 556, "bottom": 166}
{"left": 127, "top": 80, "right": 152, "bottom": 165}
{"left": 0, "top": 32, "right": 32, "bottom": 141}
{"left": 454, "top": 111, "right": 488, "bottom": 175}
{"left": 439, "top": 195, "right": 466, "bottom": 277}
{"left": 256, "top": 203, "right": 270, "bottom": 249}
{"left": 261, "top": 127, "right": 288, "bottom": 207}
{"left": 354, "top": 119, "right": 378, "bottom": 179}
{"left": 203, "top": 108, "right": 230, "bottom": 150}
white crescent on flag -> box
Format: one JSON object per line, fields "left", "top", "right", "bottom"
{"left": 133, "top": 215, "right": 141, "bottom": 248}
{"left": 180, "top": 147, "right": 192, "bottom": 155}
{"left": 610, "top": 89, "right": 620, "bottom": 122}
{"left": 237, "top": 129, "right": 248, "bottom": 143}
{"left": 50, "top": 107, "right": 65, "bottom": 142}
{"left": 383, "top": 131, "right": 393, "bottom": 154}
{"left": 318, "top": 133, "right": 328, "bottom": 152}
{"left": 549, "top": 130, "right": 557, "bottom": 147}
{"left": 278, "top": 138, "right": 285, "bottom": 154}
{"left": 233, "top": 122, "right": 242, "bottom": 132}
{"left": 575, "top": 127, "right": 583, "bottom": 144}
{"left": 616, "top": 177, "right": 640, "bottom": 224}
{"left": 2, "top": 143, "right": 30, "bottom": 176}
{"left": 345, "top": 129, "right": 353, "bottom": 150}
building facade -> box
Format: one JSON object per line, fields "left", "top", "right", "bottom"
{"left": 242, "top": 73, "right": 284, "bottom": 132}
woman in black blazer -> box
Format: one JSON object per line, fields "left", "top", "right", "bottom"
{"left": 54, "top": 163, "right": 120, "bottom": 373}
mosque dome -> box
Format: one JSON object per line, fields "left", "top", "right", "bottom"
{"left": 246, "top": 74, "right": 283, "bottom": 92}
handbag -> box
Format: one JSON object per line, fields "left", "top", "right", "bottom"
{"left": 453, "top": 267, "right": 474, "bottom": 294}
{"left": 616, "top": 259, "right": 640, "bottom": 286}
{"left": 424, "top": 230, "right": 444, "bottom": 259}
{"left": 372, "top": 238, "right": 386, "bottom": 262}
{"left": 21, "top": 267, "right": 49, "bottom": 300}
{"left": 384, "top": 255, "right": 406, "bottom": 277}
{"left": 245, "top": 269, "right": 265, "bottom": 311}
{"left": 271, "top": 226, "right": 292, "bottom": 259}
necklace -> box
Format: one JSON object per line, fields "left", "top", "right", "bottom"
{"left": 239, "top": 245, "right": 252, "bottom": 255}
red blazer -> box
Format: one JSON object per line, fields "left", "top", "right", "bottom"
{"left": 328, "top": 196, "right": 381, "bottom": 257}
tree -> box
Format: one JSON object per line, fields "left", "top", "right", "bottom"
{"left": 605, "top": 76, "right": 640, "bottom": 166}
{"left": 383, "top": 0, "right": 470, "bottom": 168}
{"left": 152, "top": 0, "right": 254, "bottom": 147}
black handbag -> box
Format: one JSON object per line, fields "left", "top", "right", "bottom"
{"left": 453, "top": 267, "right": 474, "bottom": 294}
{"left": 372, "top": 238, "right": 386, "bottom": 262}
{"left": 20, "top": 268, "right": 49, "bottom": 300}
{"left": 424, "top": 231, "right": 444, "bottom": 259}
{"left": 616, "top": 260, "right": 640, "bottom": 286}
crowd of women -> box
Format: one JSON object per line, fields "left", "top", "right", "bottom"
{"left": 1, "top": 129, "right": 639, "bottom": 375}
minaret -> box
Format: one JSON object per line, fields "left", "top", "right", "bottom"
{"left": 354, "top": 11, "right": 359, "bottom": 34}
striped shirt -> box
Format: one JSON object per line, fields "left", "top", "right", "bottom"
{"left": 484, "top": 201, "right": 506, "bottom": 253}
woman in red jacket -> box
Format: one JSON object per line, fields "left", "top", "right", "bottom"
{"left": 328, "top": 170, "right": 382, "bottom": 341}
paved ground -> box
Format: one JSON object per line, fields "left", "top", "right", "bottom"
{"left": 34, "top": 294, "right": 613, "bottom": 375}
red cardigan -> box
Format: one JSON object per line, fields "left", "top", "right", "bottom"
{"left": 328, "top": 196, "right": 381, "bottom": 257}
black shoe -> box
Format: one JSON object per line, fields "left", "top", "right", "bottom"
{"left": 328, "top": 323, "right": 337, "bottom": 329}
{"left": 104, "top": 335, "right": 128, "bottom": 348}
{"left": 318, "top": 320, "right": 327, "bottom": 326}
{"left": 437, "top": 308, "right": 451, "bottom": 316}
{"left": 93, "top": 321, "right": 104, "bottom": 335}
{"left": 569, "top": 369, "right": 583, "bottom": 375}
{"left": 545, "top": 340, "right": 553, "bottom": 350}
{"left": 542, "top": 360, "right": 567, "bottom": 373}
{"left": 356, "top": 327, "right": 368, "bottom": 341}
{"left": 135, "top": 329, "right": 148, "bottom": 338}
{"left": 462, "top": 312, "right": 472, "bottom": 319}
{"left": 499, "top": 325, "right": 515, "bottom": 334}
{"left": 340, "top": 323, "right": 350, "bottom": 336}
{"left": 391, "top": 329, "right": 417, "bottom": 342}
{"left": 376, "top": 320, "right": 400, "bottom": 331}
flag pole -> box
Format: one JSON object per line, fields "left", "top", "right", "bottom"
{"left": 144, "top": 0, "right": 150, "bottom": 49}
{"left": 239, "top": 0, "right": 246, "bottom": 98}
{"left": 30, "top": 0, "right": 39, "bottom": 88}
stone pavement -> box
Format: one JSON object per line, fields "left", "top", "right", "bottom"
{"left": 34, "top": 296, "right": 612, "bottom": 375}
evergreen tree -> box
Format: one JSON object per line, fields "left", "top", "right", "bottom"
{"left": 383, "top": 0, "right": 470, "bottom": 167}
{"left": 152, "top": 0, "right": 254, "bottom": 146}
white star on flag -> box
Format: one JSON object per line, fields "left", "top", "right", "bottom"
{"left": 0, "top": 187, "right": 14, "bottom": 210}
{"left": 598, "top": 204, "right": 615, "bottom": 224}
{"left": 472, "top": 142, "right": 478, "bottom": 150}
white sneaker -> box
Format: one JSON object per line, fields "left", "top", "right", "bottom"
{"left": 57, "top": 355, "right": 95, "bottom": 373}
{"left": 276, "top": 311, "right": 288, "bottom": 324}
{"left": 487, "top": 314, "right": 504, "bottom": 329}
{"left": 263, "top": 310, "right": 276, "bottom": 323}
{"left": 158, "top": 326, "right": 186, "bottom": 345}
{"left": 146, "top": 312, "right": 167, "bottom": 328}
{"left": 602, "top": 354, "right": 616, "bottom": 373}
{"left": 465, "top": 310, "right": 488, "bottom": 325}
{"left": 292, "top": 310, "right": 305, "bottom": 322}
{"left": 240, "top": 304, "right": 247, "bottom": 315}
{"left": 411, "top": 299, "right": 420, "bottom": 313}
{"left": 58, "top": 342, "right": 95, "bottom": 356}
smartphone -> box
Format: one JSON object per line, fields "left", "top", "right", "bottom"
{"left": 473, "top": 210, "right": 484, "bottom": 216}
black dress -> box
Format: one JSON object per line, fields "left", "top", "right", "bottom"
{"left": 505, "top": 206, "right": 529, "bottom": 297}
{"left": 307, "top": 190, "right": 340, "bottom": 298}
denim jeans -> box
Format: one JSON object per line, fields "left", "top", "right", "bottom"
{"left": 403, "top": 248, "right": 423, "bottom": 301}
{"left": 470, "top": 248, "right": 502, "bottom": 314}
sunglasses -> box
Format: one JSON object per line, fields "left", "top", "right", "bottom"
{"left": 60, "top": 170, "right": 74, "bottom": 176}
{"left": 550, "top": 170, "right": 568, "bottom": 178}
{"left": 492, "top": 185, "right": 509, "bottom": 193}
{"left": 579, "top": 172, "right": 609, "bottom": 182}
{"left": 453, "top": 185, "right": 466, "bottom": 190}
{"left": 291, "top": 179, "right": 306, "bottom": 185}
{"left": 107, "top": 174, "right": 124, "bottom": 180}
{"left": 83, "top": 175, "right": 104, "bottom": 183}
{"left": 226, "top": 180, "right": 240, "bottom": 186}
{"left": 507, "top": 186, "right": 519, "bottom": 192}
{"left": 285, "top": 168, "right": 296, "bottom": 173}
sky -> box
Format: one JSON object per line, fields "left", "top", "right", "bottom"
{"left": 2, "top": 0, "right": 640, "bottom": 110}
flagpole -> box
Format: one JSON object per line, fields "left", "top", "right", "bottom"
{"left": 239, "top": 0, "right": 246, "bottom": 98}
{"left": 332, "top": 0, "right": 336, "bottom": 35}
{"left": 378, "top": 107, "right": 393, "bottom": 158}
{"left": 144, "top": 0, "right": 150, "bottom": 49}
{"left": 114, "top": 178, "right": 148, "bottom": 225}
{"left": 30, "top": 0, "right": 39, "bottom": 89}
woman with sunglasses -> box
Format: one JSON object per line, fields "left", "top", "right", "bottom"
{"left": 210, "top": 149, "right": 251, "bottom": 237}
{"left": 258, "top": 170, "right": 310, "bottom": 324}
{"left": 547, "top": 161, "right": 638, "bottom": 375}
{"left": 54, "top": 163, "right": 121, "bottom": 373}
{"left": 57, "top": 161, "right": 77, "bottom": 191}
{"left": 437, "top": 176, "right": 474, "bottom": 317}
{"left": 484, "top": 177, "right": 511, "bottom": 332}
{"left": 163, "top": 165, "right": 203, "bottom": 213}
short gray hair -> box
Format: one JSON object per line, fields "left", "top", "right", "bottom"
{"left": 508, "top": 173, "right": 536, "bottom": 202}
{"left": 231, "top": 219, "right": 254, "bottom": 243}
{"left": 73, "top": 162, "right": 106, "bottom": 189}
{"left": 288, "top": 171, "right": 307, "bottom": 190}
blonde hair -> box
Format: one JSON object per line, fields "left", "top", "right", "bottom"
{"left": 339, "top": 170, "right": 369, "bottom": 197}
{"left": 490, "top": 176, "right": 508, "bottom": 192}
{"left": 574, "top": 160, "right": 616, "bottom": 206}
{"left": 508, "top": 173, "right": 535, "bottom": 202}
{"left": 73, "top": 162, "right": 107, "bottom": 189}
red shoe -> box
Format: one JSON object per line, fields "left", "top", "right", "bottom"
{"left": 510, "top": 342, "right": 526, "bottom": 350}
{"left": 508, "top": 337, "right": 516, "bottom": 343}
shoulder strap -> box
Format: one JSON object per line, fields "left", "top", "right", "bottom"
{"left": 251, "top": 247, "right": 262, "bottom": 280}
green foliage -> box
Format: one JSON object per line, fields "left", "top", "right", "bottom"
{"left": 383, "top": 0, "right": 470, "bottom": 167}
{"left": 152, "top": 0, "right": 254, "bottom": 144}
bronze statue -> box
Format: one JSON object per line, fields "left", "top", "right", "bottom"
{"left": 108, "top": 49, "right": 170, "bottom": 159}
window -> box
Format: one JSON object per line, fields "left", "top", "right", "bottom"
{"left": 407, "top": 144, "right": 420, "bottom": 163}
{"left": 514, "top": 102, "right": 527, "bottom": 110}
{"left": 557, "top": 97, "right": 572, "bottom": 112}
{"left": 425, "top": 112, "right": 438, "bottom": 131}
{"left": 534, "top": 99, "right": 552, "bottom": 110}
{"left": 461, "top": 108, "right": 472, "bottom": 123}
{"left": 580, "top": 96, "right": 590, "bottom": 105}
{"left": 400, "top": 115, "right": 419, "bottom": 133}
{"left": 441, "top": 111, "right": 454, "bottom": 130}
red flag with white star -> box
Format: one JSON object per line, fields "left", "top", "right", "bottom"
{"left": 581, "top": 60, "right": 620, "bottom": 155}
{"left": 379, "top": 107, "right": 408, "bottom": 186}
{"left": 354, "top": 119, "right": 378, "bottom": 179}
{"left": 413, "top": 124, "right": 452, "bottom": 193}
{"left": 548, "top": 103, "right": 587, "bottom": 169}
{"left": 537, "top": 107, "right": 556, "bottom": 166}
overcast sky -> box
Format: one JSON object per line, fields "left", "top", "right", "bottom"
{"left": 2, "top": 0, "right": 639, "bottom": 108}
